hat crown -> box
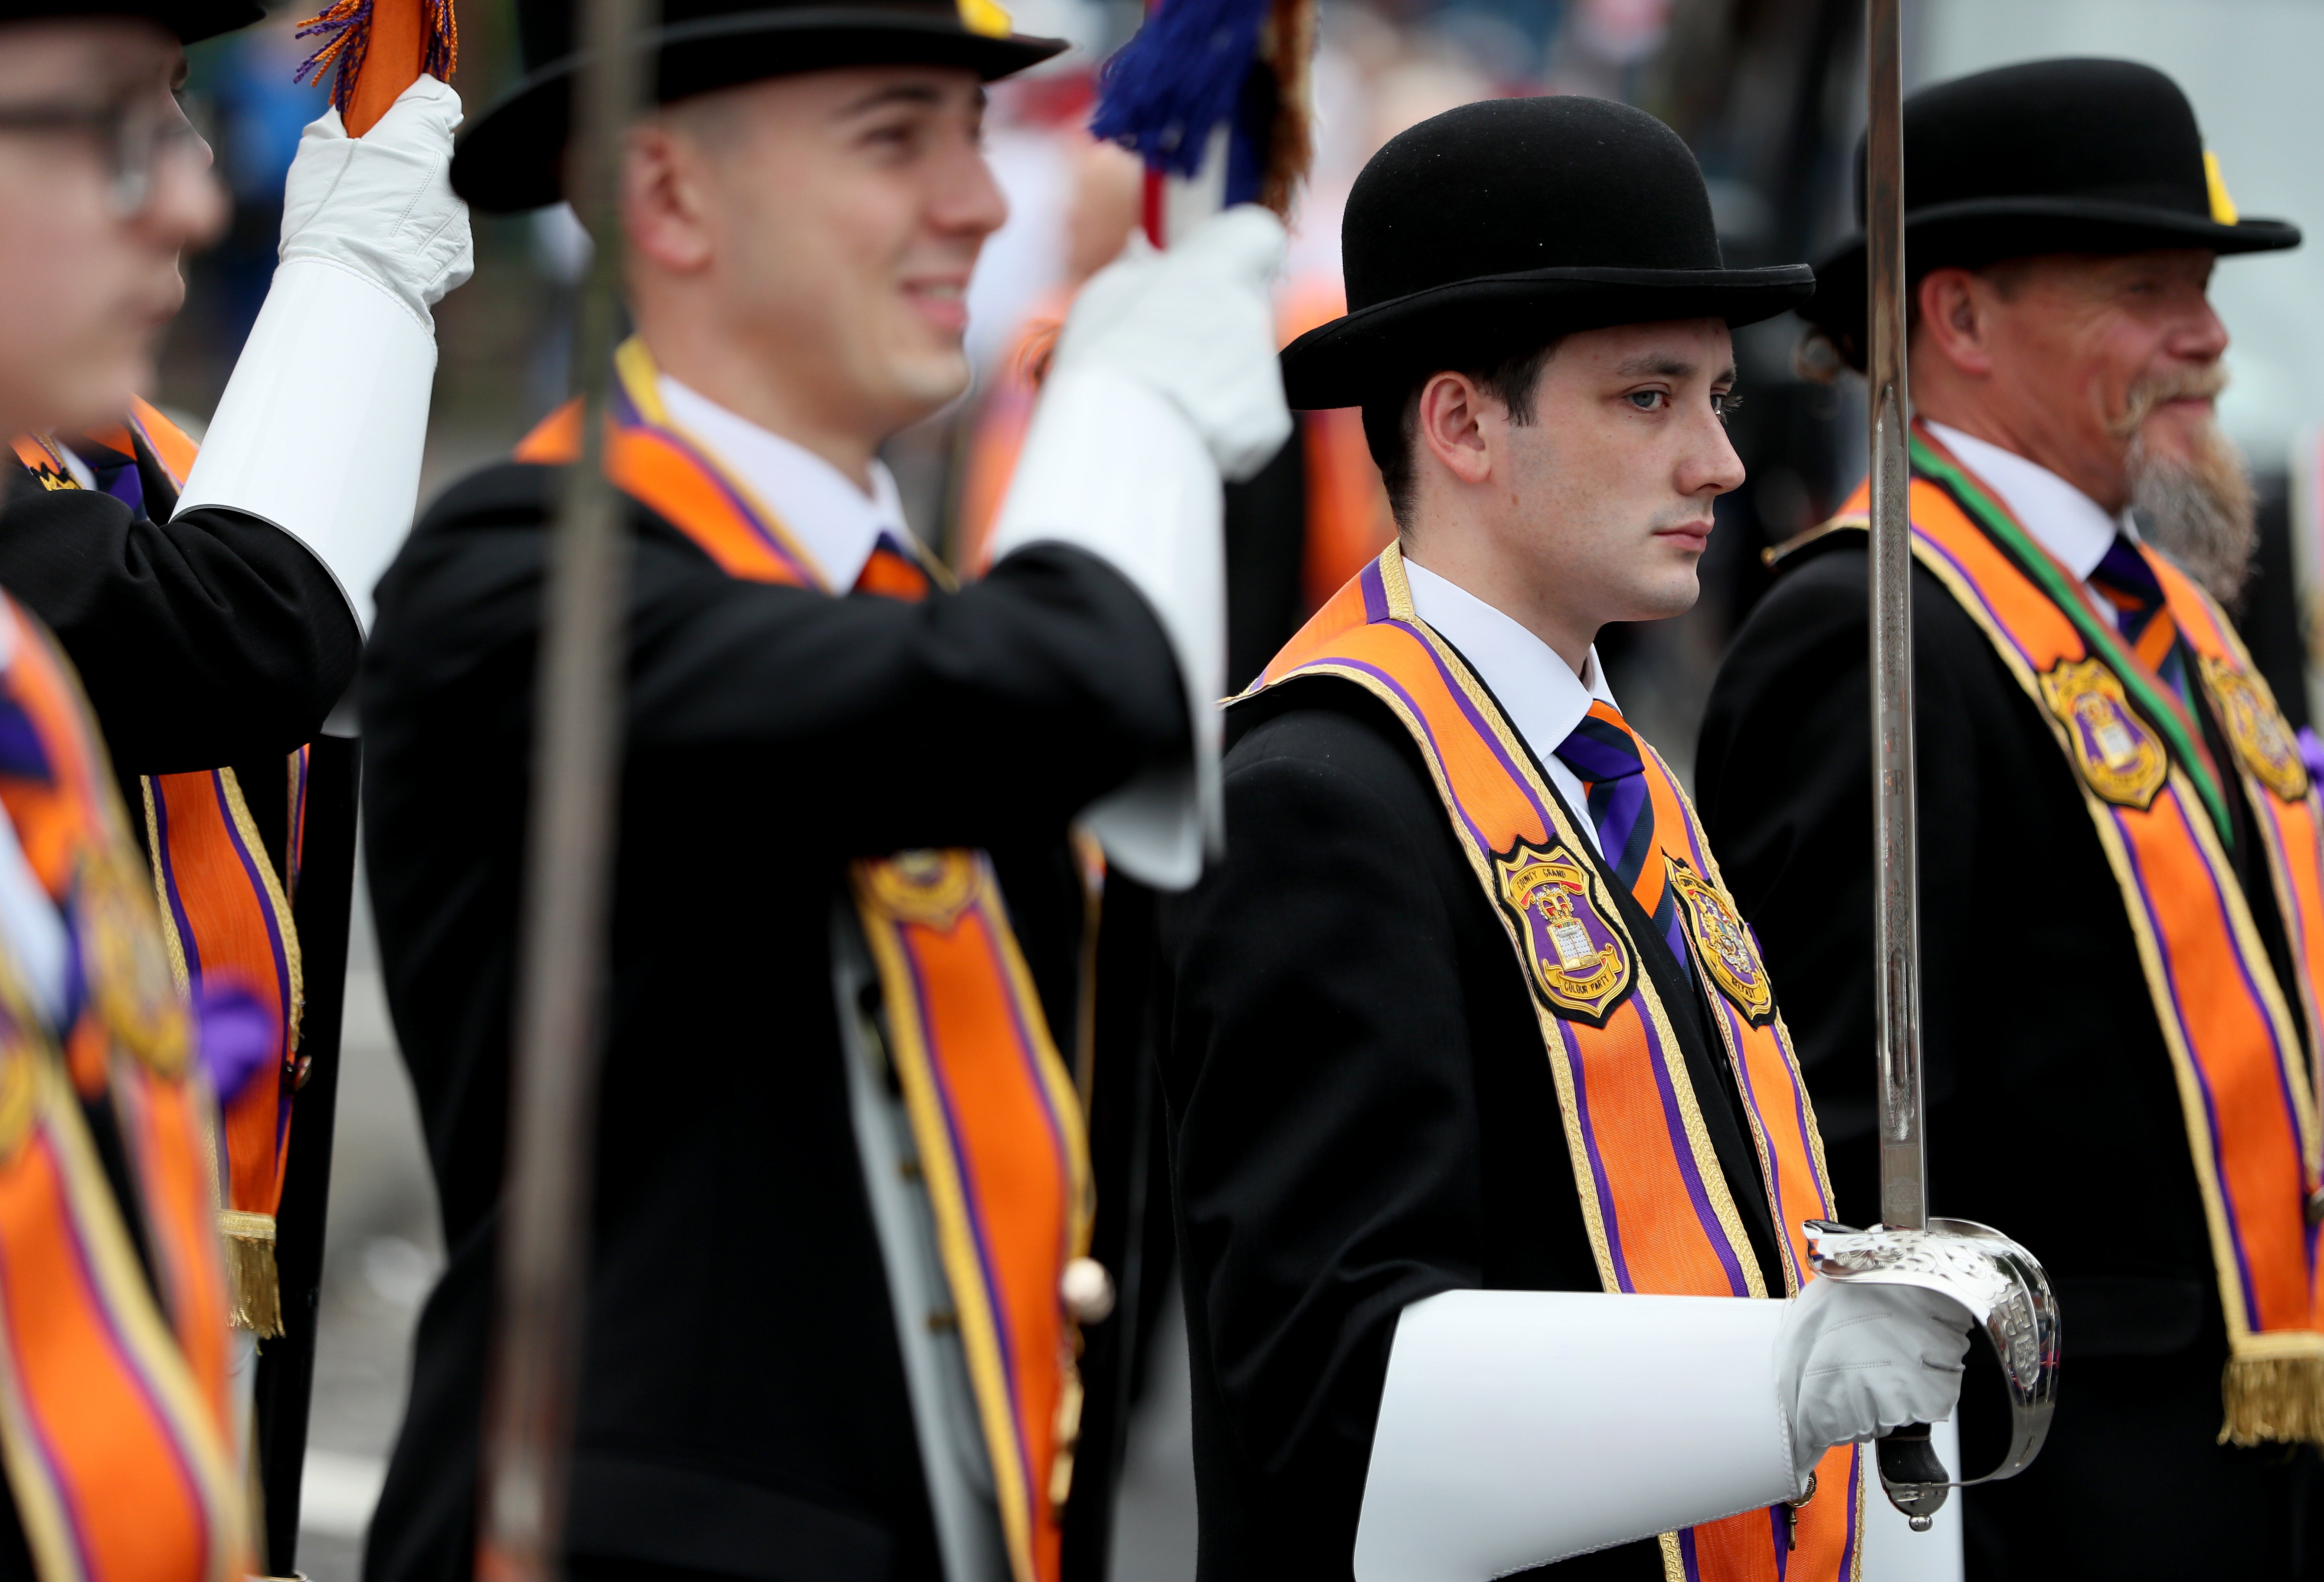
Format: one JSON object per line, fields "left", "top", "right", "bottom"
{"left": 1341, "top": 96, "right": 1725, "bottom": 314}
{"left": 1863, "top": 58, "right": 2213, "bottom": 225}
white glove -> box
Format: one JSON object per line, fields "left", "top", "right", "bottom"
{"left": 278, "top": 75, "right": 474, "bottom": 329}
{"left": 1047, "top": 205, "right": 1292, "bottom": 482}
{"left": 1776, "top": 1276, "right": 1975, "bottom": 1481}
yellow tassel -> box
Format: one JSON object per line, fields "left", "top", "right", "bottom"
{"left": 219, "top": 1210, "right": 283, "bottom": 1339}
{"left": 2218, "top": 1352, "right": 2324, "bottom": 1447}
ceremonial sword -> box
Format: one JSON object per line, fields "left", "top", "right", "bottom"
{"left": 1800, "top": 0, "right": 2060, "bottom": 1531}
{"left": 473, "top": 0, "right": 655, "bottom": 1571}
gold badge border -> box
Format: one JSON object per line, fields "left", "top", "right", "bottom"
{"left": 2198, "top": 654, "right": 2310, "bottom": 804}
{"left": 1492, "top": 837, "right": 1633, "bottom": 1026}
{"left": 2038, "top": 656, "right": 2168, "bottom": 810}
{"left": 1664, "top": 857, "right": 1775, "bottom": 1023}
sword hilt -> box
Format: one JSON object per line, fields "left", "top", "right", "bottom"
{"left": 1875, "top": 1422, "right": 1949, "bottom": 1531}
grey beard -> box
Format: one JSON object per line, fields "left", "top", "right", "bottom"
{"left": 2128, "top": 425, "right": 2257, "bottom": 607}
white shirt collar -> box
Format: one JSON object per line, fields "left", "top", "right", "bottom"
{"left": 1925, "top": 419, "right": 2132, "bottom": 583}
{"left": 1402, "top": 556, "right": 1618, "bottom": 765}
{"left": 656, "top": 372, "right": 910, "bottom": 592}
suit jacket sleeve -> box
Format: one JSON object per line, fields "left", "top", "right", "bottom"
{"left": 1695, "top": 546, "right": 1981, "bottom": 1192}
{"left": 1162, "top": 701, "right": 1485, "bottom": 1540}
{"left": 0, "top": 484, "right": 361, "bottom": 773}
{"left": 360, "top": 464, "right": 1193, "bottom": 859}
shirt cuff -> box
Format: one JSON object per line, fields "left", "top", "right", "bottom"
{"left": 988, "top": 364, "right": 1223, "bottom": 891}
{"left": 1355, "top": 1290, "right": 1797, "bottom": 1581}
{"left": 173, "top": 256, "right": 439, "bottom": 635}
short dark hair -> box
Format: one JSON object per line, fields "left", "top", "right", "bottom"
{"left": 1361, "top": 337, "right": 1566, "bottom": 527}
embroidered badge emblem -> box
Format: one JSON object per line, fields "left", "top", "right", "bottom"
{"left": 2039, "top": 657, "right": 2167, "bottom": 809}
{"left": 861, "top": 849, "right": 980, "bottom": 929}
{"left": 1665, "top": 857, "right": 1774, "bottom": 1021}
{"left": 2198, "top": 654, "right": 2310, "bottom": 803}
{"left": 1493, "top": 839, "right": 1630, "bottom": 1022}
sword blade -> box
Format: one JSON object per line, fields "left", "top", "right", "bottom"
{"left": 473, "top": 0, "right": 654, "bottom": 1571}
{"left": 1866, "top": 0, "right": 1925, "bottom": 1233}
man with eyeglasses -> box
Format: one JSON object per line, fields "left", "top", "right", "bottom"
{"left": 0, "top": 0, "right": 468, "bottom": 1574}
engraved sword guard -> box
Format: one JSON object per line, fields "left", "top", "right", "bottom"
{"left": 1803, "top": 1219, "right": 2060, "bottom": 1528}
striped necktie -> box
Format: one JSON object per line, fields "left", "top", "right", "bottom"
{"left": 854, "top": 530, "right": 935, "bottom": 599}
{"left": 2091, "top": 533, "right": 2190, "bottom": 703}
{"left": 1554, "top": 701, "right": 1689, "bottom": 966}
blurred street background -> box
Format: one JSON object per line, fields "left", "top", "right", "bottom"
{"left": 167, "top": 0, "right": 2324, "bottom": 1575}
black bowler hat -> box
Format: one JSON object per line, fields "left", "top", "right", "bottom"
{"left": 0, "top": 0, "right": 261, "bottom": 45}
{"left": 452, "top": 0, "right": 1065, "bottom": 213}
{"left": 1280, "top": 97, "right": 1815, "bottom": 411}
{"left": 1804, "top": 58, "right": 2301, "bottom": 369}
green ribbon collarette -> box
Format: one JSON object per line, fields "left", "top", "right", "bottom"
{"left": 1910, "top": 435, "right": 2233, "bottom": 845}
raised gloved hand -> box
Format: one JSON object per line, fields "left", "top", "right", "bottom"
{"left": 278, "top": 74, "right": 474, "bottom": 329}
{"left": 1776, "top": 1276, "right": 1975, "bottom": 1481}
{"left": 1046, "top": 205, "right": 1292, "bottom": 482}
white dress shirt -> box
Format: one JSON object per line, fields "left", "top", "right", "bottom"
{"left": 1925, "top": 419, "right": 2137, "bottom": 625}
{"left": 1402, "top": 556, "right": 1622, "bottom": 858}
{"left": 657, "top": 373, "right": 910, "bottom": 592}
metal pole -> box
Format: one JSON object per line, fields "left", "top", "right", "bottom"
{"left": 1865, "top": 0, "right": 1925, "bottom": 1235}
{"left": 471, "top": 0, "right": 651, "bottom": 1569}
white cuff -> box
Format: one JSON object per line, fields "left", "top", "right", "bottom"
{"left": 988, "top": 364, "right": 1223, "bottom": 891}
{"left": 1355, "top": 1291, "right": 1797, "bottom": 1582}
{"left": 173, "top": 257, "right": 438, "bottom": 635}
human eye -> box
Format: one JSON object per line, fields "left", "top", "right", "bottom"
{"left": 1712, "top": 389, "right": 1742, "bottom": 422}
{"left": 1626, "top": 388, "right": 1668, "bottom": 412}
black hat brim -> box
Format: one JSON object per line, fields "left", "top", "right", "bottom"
{"left": 1800, "top": 196, "right": 2302, "bottom": 354}
{"left": 452, "top": 9, "right": 1065, "bottom": 213}
{"left": 1280, "top": 265, "right": 1817, "bottom": 411}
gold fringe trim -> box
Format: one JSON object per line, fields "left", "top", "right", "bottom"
{"left": 2219, "top": 1352, "right": 2324, "bottom": 1446}
{"left": 219, "top": 1210, "right": 282, "bottom": 1338}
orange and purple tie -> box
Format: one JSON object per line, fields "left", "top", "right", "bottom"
{"left": 2092, "top": 534, "right": 2190, "bottom": 704}
{"left": 1555, "top": 701, "right": 1689, "bottom": 966}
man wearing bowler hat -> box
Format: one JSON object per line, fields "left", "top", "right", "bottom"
{"left": 357, "top": 0, "right": 1290, "bottom": 1579}
{"left": 1161, "top": 96, "right": 1978, "bottom": 1582}
{"left": 1702, "top": 58, "right": 2320, "bottom": 1575}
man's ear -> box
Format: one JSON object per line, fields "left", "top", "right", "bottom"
{"left": 621, "top": 123, "right": 717, "bottom": 276}
{"left": 1913, "top": 267, "right": 1997, "bottom": 379}
{"left": 1415, "top": 372, "right": 1496, "bottom": 486}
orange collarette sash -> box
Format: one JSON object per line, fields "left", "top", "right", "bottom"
{"left": 14, "top": 401, "right": 308, "bottom": 1337}
{"left": 0, "top": 593, "right": 245, "bottom": 1582}
{"left": 1247, "top": 545, "right": 1860, "bottom": 1582}
{"left": 1810, "top": 429, "right": 2324, "bottom": 1444}
{"left": 517, "top": 340, "right": 1093, "bottom": 1582}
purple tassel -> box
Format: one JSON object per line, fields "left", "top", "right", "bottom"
{"left": 196, "top": 980, "right": 278, "bottom": 1104}
{"left": 1091, "top": 0, "right": 1270, "bottom": 198}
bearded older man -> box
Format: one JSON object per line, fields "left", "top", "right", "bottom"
{"left": 1702, "top": 58, "right": 2318, "bottom": 1580}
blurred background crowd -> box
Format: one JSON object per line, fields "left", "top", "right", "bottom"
{"left": 161, "top": 0, "right": 2324, "bottom": 1575}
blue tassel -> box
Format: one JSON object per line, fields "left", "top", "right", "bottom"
{"left": 1090, "top": 0, "right": 1270, "bottom": 192}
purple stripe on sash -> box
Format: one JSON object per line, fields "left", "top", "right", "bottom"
{"left": 1634, "top": 987, "right": 1752, "bottom": 1298}
{"left": 1322, "top": 640, "right": 1752, "bottom": 1297}
{"left": 976, "top": 890, "right": 1076, "bottom": 1255}
{"left": 146, "top": 787, "right": 203, "bottom": 983}
{"left": 2116, "top": 802, "right": 2266, "bottom": 1330}
{"left": 1710, "top": 994, "right": 1801, "bottom": 1290}
{"left": 1769, "top": 1502, "right": 1790, "bottom": 1579}
{"left": 1360, "top": 560, "right": 1390, "bottom": 624}
{"left": 1914, "top": 529, "right": 2050, "bottom": 673}
{"left": 1552, "top": 1020, "right": 1633, "bottom": 1291}
{"left": 208, "top": 772, "right": 294, "bottom": 1148}
{"left": 610, "top": 379, "right": 823, "bottom": 589}
{"left": 894, "top": 935, "right": 1036, "bottom": 1520}
{"left": 20, "top": 1131, "right": 211, "bottom": 1570}
{"left": 1842, "top": 1444, "right": 1862, "bottom": 1569}
{"left": 1676, "top": 1525, "right": 1701, "bottom": 1580}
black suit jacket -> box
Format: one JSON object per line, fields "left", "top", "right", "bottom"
{"left": 1699, "top": 534, "right": 2320, "bottom": 1579}
{"left": 1159, "top": 676, "right": 1788, "bottom": 1582}
{"left": 357, "top": 461, "right": 1191, "bottom": 1582}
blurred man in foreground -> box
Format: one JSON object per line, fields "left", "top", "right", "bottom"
{"left": 1163, "top": 96, "right": 1975, "bottom": 1582}
{"left": 357, "top": 0, "right": 1288, "bottom": 1575}
{"left": 1703, "top": 58, "right": 2318, "bottom": 1577}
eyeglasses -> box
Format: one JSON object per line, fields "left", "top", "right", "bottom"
{"left": 0, "top": 85, "right": 205, "bottom": 217}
